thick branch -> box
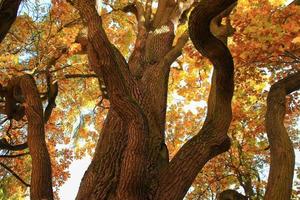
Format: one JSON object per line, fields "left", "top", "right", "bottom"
{"left": 210, "top": 2, "right": 236, "bottom": 44}
{"left": 152, "top": 0, "right": 176, "bottom": 29}
{"left": 155, "top": 1, "right": 236, "bottom": 199}
{"left": 19, "top": 75, "right": 53, "bottom": 200}
{"left": 264, "top": 72, "right": 300, "bottom": 200}
{"left": 74, "top": 1, "right": 149, "bottom": 199}
{"left": 159, "top": 31, "right": 189, "bottom": 67}
{"left": 0, "top": 0, "right": 22, "bottom": 43}
{"left": 0, "top": 139, "right": 28, "bottom": 151}
{"left": 128, "top": 2, "right": 148, "bottom": 77}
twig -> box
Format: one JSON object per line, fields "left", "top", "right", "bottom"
{"left": 0, "top": 162, "right": 30, "bottom": 187}
{"left": 0, "top": 152, "right": 29, "bottom": 158}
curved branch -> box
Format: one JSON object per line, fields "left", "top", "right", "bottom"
{"left": 0, "top": 162, "right": 30, "bottom": 187}
{"left": 264, "top": 72, "right": 300, "bottom": 200}
{"left": 210, "top": 2, "right": 236, "bottom": 44}
{"left": 155, "top": 1, "right": 236, "bottom": 199}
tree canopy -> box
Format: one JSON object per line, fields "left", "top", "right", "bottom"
{"left": 0, "top": 0, "right": 299, "bottom": 199}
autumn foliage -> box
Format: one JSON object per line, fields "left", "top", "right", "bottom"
{"left": 0, "top": 0, "right": 299, "bottom": 199}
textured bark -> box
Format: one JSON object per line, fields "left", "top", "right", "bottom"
{"left": 18, "top": 75, "right": 54, "bottom": 200}
{"left": 74, "top": 1, "right": 149, "bottom": 199}
{"left": 264, "top": 72, "right": 300, "bottom": 200}
{"left": 0, "top": 0, "right": 22, "bottom": 43}
{"left": 71, "top": 0, "right": 235, "bottom": 199}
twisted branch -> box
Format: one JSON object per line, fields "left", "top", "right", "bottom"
{"left": 155, "top": 1, "right": 236, "bottom": 199}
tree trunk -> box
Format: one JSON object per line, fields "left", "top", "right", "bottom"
{"left": 264, "top": 72, "right": 300, "bottom": 200}
{"left": 1, "top": 0, "right": 299, "bottom": 199}
{"left": 18, "top": 75, "right": 54, "bottom": 200}
{"left": 71, "top": 0, "right": 236, "bottom": 199}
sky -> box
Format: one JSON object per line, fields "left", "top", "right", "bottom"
{"left": 59, "top": 158, "right": 91, "bottom": 199}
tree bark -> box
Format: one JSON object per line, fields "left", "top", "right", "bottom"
{"left": 70, "top": 0, "right": 236, "bottom": 199}
{"left": 18, "top": 75, "right": 54, "bottom": 200}
{"left": 264, "top": 72, "right": 300, "bottom": 200}
{"left": 154, "top": 1, "right": 235, "bottom": 200}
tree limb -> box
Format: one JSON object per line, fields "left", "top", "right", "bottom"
{"left": 74, "top": 1, "right": 149, "bottom": 199}
{"left": 0, "top": 162, "right": 30, "bottom": 187}
{"left": 144, "top": 0, "right": 153, "bottom": 28}
{"left": 19, "top": 74, "right": 54, "bottom": 199}
{"left": 159, "top": 30, "right": 189, "bottom": 67}
{"left": 155, "top": 1, "right": 236, "bottom": 199}
{"left": 64, "top": 74, "right": 98, "bottom": 79}
{"left": 128, "top": 1, "right": 148, "bottom": 77}
{"left": 210, "top": 2, "right": 237, "bottom": 44}
{"left": 264, "top": 72, "right": 300, "bottom": 200}
{"left": 0, "top": 152, "right": 29, "bottom": 158}
{"left": 152, "top": 0, "right": 177, "bottom": 29}
{"left": 0, "top": 139, "right": 28, "bottom": 151}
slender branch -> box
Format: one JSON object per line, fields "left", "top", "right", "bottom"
{"left": 0, "top": 152, "right": 29, "bottom": 158}
{"left": 0, "top": 162, "right": 30, "bottom": 187}
{"left": 64, "top": 74, "right": 98, "bottom": 79}
{"left": 144, "top": 0, "right": 153, "bottom": 28}
{"left": 56, "top": 17, "right": 82, "bottom": 33}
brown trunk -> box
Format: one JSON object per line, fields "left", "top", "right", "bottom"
{"left": 264, "top": 72, "right": 300, "bottom": 200}
{"left": 18, "top": 75, "right": 54, "bottom": 200}
{"left": 71, "top": 0, "right": 236, "bottom": 199}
